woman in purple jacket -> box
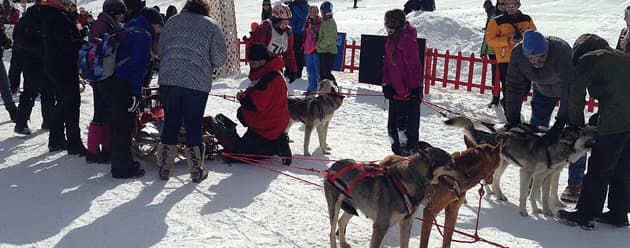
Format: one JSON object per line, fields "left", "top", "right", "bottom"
{"left": 381, "top": 9, "right": 423, "bottom": 156}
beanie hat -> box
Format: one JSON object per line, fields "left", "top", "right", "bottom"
{"left": 572, "top": 34, "right": 610, "bottom": 65}
{"left": 250, "top": 22, "right": 259, "bottom": 31}
{"left": 521, "top": 30, "right": 548, "bottom": 56}
{"left": 263, "top": 0, "right": 271, "bottom": 5}
{"left": 123, "top": 0, "right": 144, "bottom": 11}
{"left": 140, "top": 7, "right": 164, "bottom": 26}
{"left": 103, "top": 0, "right": 127, "bottom": 16}
{"left": 320, "top": 1, "right": 332, "bottom": 14}
{"left": 248, "top": 44, "right": 271, "bottom": 61}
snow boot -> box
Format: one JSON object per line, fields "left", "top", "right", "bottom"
{"left": 186, "top": 145, "right": 208, "bottom": 183}
{"left": 157, "top": 143, "right": 178, "bottom": 180}
{"left": 86, "top": 123, "right": 105, "bottom": 163}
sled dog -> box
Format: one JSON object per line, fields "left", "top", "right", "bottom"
{"left": 324, "top": 142, "right": 467, "bottom": 248}
{"left": 445, "top": 116, "right": 597, "bottom": 216}
{"left": 287, "top": 79, "right": 345, "bottom": 156}
{"left": 419, "top": 137, "right": 502, "bottom": 248}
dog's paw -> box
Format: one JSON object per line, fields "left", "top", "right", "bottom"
{"left": 303, "top": 152, "right": 312, "bottom": 156}
{"left": 496, "top": 195, "right": 508, "bottom": 201}
{"left": 543, "top": 209, "right": 554, "bottom": 217}
{"left": 323, "top": 150, "right": 331, "bottom": 155}
{"left": 532, "top": 207, "right": 544, "bottom": 214}
{"left": 325, "top": 145, "right": 332, "bottom": 150}
{"left": 519, "top": 210, "right": 529, "bottom": 217}
{"left": 340, "top": 243, "right": 351, "bottom": 248}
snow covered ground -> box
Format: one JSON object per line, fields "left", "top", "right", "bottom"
{"left": 1, "top": 0, "right": 629, "bottom": 247}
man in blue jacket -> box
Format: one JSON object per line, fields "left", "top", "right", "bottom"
{"left": 289, "top": 0, "right": 309, "bottom": 78}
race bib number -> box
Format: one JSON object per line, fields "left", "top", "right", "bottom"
{"left": 267, "top": 28, "right": 289, "bottom": 55}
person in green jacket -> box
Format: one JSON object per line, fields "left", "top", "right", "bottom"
{"left": 557, "top": 34, "right": 630, "bottom": 230}
{"left": 316, "top": 1, "right": 337, "bottom": 83}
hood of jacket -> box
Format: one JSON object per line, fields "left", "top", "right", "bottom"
{"left": 572, "top": 34, "right": 611, "bottom": 65}
{"left": 125, "top": 13, "right": 152, "bottom": 33}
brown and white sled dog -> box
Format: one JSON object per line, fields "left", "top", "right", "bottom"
{"left": 287, "top": 79, "right": 345, "bottom": 156}
{"left": 419, "top": 137, "right": 502, "bottom": 248}
{"left": 445, "top": 116, "right": 597, "bottom": 216}
{"left": 324, "top": 142, "right": 467, "bottom": 248}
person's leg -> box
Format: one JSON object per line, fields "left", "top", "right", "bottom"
{"left": 14, "top": 69, "right": 38, "bottom": 134}
{"left": 0, "top": 61, "right": 17, "bottom": 121}
{"left": 605, "top": 135, "right": 630, "bottom": 219}
{"left": 404, "top": 99, "right": 421, "bottom": 153}
{"left": 388, "top": 99, "right": 404, "bottom": 155}
{"left": 159, "top": 85, "right": 184, "bottom": 146}
{"left": 101, "top": 77, "right": 143, "bottom": 178}
{"left": 529, "top": 85, "right": 557, "bottom": 128}
{"left": 575, "top": 133, "right": 630, "bottom": 219}
{"left": 8, "top": 51, "right": 22, "bottom": 93}
{"left": 46, "top": 73, "right": 66, "bottom": 151}
{"left": 293, "top": 34, "right": 305, "bottom": 77}
{"left": 562, "top": 155, "right": 588, "bottom": 202}
{"left": 488, "top": 54, "right": 500, "bottom": 106}
{"left": 498, "top": 62, "right": 508, "bottom": 108}
{"left": 319, "top": 53, "right": 336, "bottom": 83}
{"left": 182, "top": 88, "right": 208, "bottom": 148}
{"left": 60, "top": 73, "right": 85, "bottom": 154}
{"left": 305, "top": 53, "right": 320, "bottom": 92}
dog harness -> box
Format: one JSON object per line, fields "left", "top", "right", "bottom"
{"left": 323, "top": 161, "right": 418, "bottom": 218}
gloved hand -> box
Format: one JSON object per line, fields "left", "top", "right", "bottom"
{"left": 409, "top": 87, "right": 422, "bottom": 101}
{"left": 542, "top": 124, "right": 563, "bottom": 145}
{"left": 382, "top": 85, "right": 395, "bottom": 100}
{"left": 127, "top": 96, "right": 140, "bottom": 112}
{"left": 287, "top": 72, "right": 297, "bottom": 84}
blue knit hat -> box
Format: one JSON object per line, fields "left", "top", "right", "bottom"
{"left": 522, "top": 30, "right": 548, "bottom": 55}
{"left": 320, "top": 1, "right": 332, "bottom": 14}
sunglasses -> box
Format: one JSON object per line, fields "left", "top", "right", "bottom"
{"left": 505, "top": 3, "right": 520, "bottom": 8}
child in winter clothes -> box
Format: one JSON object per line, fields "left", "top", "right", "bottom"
{"left": 316, "top": 1, "right": 337, "bottom": 83}
{"left": 84, "top": 0, "right": 127, "bottom": 164}
{"left": 95, "top": 9, "right": 157, "bottom": 179}
{"left": 303, "top": 6, "right": 321, "bottom": 93}
{"left": 382, "top": 9, "right": 423, "bottom": 156}
{"left": 615, "top": 6, "right": 630, "bottom": 53}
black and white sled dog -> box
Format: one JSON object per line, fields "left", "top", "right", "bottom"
{"left": 286, "top": 79, "right": 345, "bottom": 156}
{"left": 445, "top": 116, "right": 597, "bottom": 216}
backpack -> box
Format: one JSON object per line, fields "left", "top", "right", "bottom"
{"left": 78, "top": 31, "right": 130, "bottom": 82}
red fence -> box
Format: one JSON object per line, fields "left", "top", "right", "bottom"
{"left": 237, "top": 39, "right": 599, "bottom": 112}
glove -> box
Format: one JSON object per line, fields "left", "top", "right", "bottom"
{"left": 409, "top": 87, "right": 422, "bottom": 101}
{"left": 287, "top": 72, "right": 297, "bottom": 84}
{"left": 542, "top": 124, "right": 562, "bottom": 145}
{"left": 382, "top": 85, "right": 395, "bottom": 100}
{"left": 127, "top": 96, "right": 140, "bottom": 112}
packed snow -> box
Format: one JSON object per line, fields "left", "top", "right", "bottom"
{"left": 1, "top": 0, "right": 629, "bottom": 247}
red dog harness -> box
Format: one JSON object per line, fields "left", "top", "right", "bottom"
{"left": 323, "top": 161, "right": 418, "bottom": 218}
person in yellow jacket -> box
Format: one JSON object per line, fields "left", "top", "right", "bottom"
{"left": 484, "top": 0, "right": 535, "bottom": 108}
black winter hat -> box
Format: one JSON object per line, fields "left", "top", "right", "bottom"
{"left": 248, "top": 44, "right": 271, "bottom": 61}
{"left": 572, "top": 34, "right": 610, "bottom": 66}
{"left": 123, "top": 0, "right": 144, "bottom": 11}
{"left": 103, "top": 0, "right": 127, "bottom": 16}
{"left": 140, "top": 7, "right": 164, "bottom": 26}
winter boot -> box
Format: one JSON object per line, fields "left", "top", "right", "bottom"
{"left": 157, "top": 143, "right": 178, "bottom": 180}
{"left": 186, "top": 145, "right": 208, "bottom": 183}
{"left": 278, "top": 133, "right": 292, "bottom": 165}
{"left": 86, "top": 123, "right": 105, "bottom": 163}
{"left": 7, "top": 107, "right": 17, "bottom": 123}
{"left": 557, "top": 210, "right": 595, "bottom": 230}
{"left": 14, "top": 122, "right": 31, "bottom": 135}
{"left": 595, "top": 211, "right": 630, "bottom": 227}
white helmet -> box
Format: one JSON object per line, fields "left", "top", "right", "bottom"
{"left": 272, "top": 3, "right": 292, "bottom": 20}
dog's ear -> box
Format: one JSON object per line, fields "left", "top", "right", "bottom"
{"left": 417, "top": 141, "right": 433, "bottom": 150}
{"left": 464, "top": 135, "right": 478, "bottom": 148}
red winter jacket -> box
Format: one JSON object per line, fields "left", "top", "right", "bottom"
{"left": 248, "top": 19, "right": 297, "bottom": 73}
{"left": 238, "top": 57, "right": 290, "bottom": 140}
{"left": 382, "top": 22, "right": 423, "bottom": 99}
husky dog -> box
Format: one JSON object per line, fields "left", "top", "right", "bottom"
{"left": 324, "top": 142, "right": 467, "bottom": 248}
{"left": 445, "top": 116, "right": 597, "bottom": 216}
{"left": 287, "top": 79, "right": 345, "bottom": 156}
